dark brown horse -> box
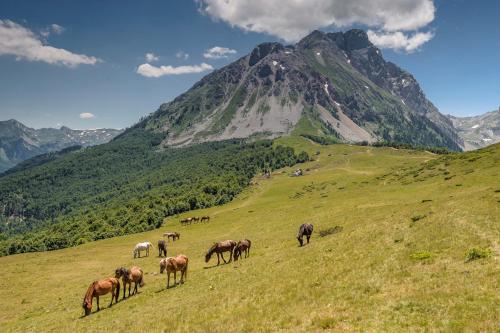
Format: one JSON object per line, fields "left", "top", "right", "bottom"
{"left": 200, "top": 216, "right": 210, "bottom": 223}
{"left": 180, "top": 217, "right": 193, "bottom": 225}
{"left": 297, "top": 223, "right": 313, "bottom": 246}
{"left": 205, "top": 240, "right": 237, "bottom": 265}
{"left": 163, "top": 232, "right": 180, "bottom": 241}
{"left": 192, "top": 217, "right": 200, "bottom": 223}
{"left": 158, "top": 239, "right": 167, "bottom": 257}
{"left": 234, "top": 239, "right": 252, "bottom": 261}
{"left": 82, "top": 278, "right": 120, "bottom": 316}
{"left": 114, "top": 266, "right": 145, "bottom": 299}
{"left": 160, "top": 255, "right": 188, "bottom": 288}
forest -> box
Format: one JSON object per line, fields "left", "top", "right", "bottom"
{"left": 0, "top": 129, "right": 307, "bottom": 255}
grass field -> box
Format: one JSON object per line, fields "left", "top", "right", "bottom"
{"left": 0, "top": 139, "right": 498, "bottom": 332}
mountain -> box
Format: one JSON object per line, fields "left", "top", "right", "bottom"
{"left": 0, "top": 119, "right": 123, "bottom": 172}
{"left": 135, "top": 29, "right": 463, "bottom": 151}
{"left": 448, "top": 109, "right": 500, "bottom": 150}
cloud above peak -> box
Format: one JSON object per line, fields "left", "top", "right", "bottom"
{"left": 79, "top": 112, "right": 95, "bottom": 119}
{"left": 203, "top": 46, "right": 236, "bottom": 59}
{"left": 0, "top": 20, "right": 100, "bottom": 67}
{"left": 199, "top": 0, "right": 436, "bottom": 51}
{"left": 367, "top": 30, "right": 434, "bottom": 53}
{"left": 137, "top": 62, "right": 213, "bottom": 78}
{"left": 145, "top": 52, "right": 159, "bottom": 62}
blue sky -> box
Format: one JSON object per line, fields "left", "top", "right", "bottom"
{"left": 0, "top": 0, "right": 498, "bottom": 129}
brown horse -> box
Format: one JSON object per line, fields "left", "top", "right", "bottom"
{"left": 82, "top": 277, "right": 120, "bottom": 316}
{"left": 158, "top": 239, "right": 167, "bottom": 257}
{"left": 160, "top": 255, "right": 188, "bottom": 288}
{"left": 163, "top": 232, "right": 180, "bottom": 241}
{"left": 114, "top": 266, "right": 145, "bottom": 299}
{"left": 180, "top": 217, "right": 192, "bottom": 225}
{"left": 297, "top": 223, "right": 313, "bottom": 246}
{"left": 192, "top": 217, "right": 200, "bottom": 223}
{"left": 200, "top": 216, "right": 210, "bottom": 223}
{"left": 205, "top": 240, "right": 237, "bottom": 265}
{"left": 234, "top": 239, "right": 252, "bottom": 261}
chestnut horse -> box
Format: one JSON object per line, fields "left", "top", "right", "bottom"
{"left": 82, "top": 278, "right": 120, "bottom": 316}
{"left": 114, "top": 266, "right": 145, "bottom": 299}
{"left": 297, "top": 223, "right": 313, "bottom": 246}
{"left": 205, "top": 240, "right": 237, "bottom": 265}
{"left": 163, "top": 232, "right": 180, "bottom": 241}
{"left": 234, "top": 239, "right": 252, "bottom": 261}
{"left": 200, "top": 216, "right": 210, "bottom": 223}
{"left": 180, "top": 217, "right": 192, "bottom": 225}
{"left": 160, "top": 255, "right": 188, "bottom": 288}
{"left": 158, "top": 239, "right": 167, "bottom": 257}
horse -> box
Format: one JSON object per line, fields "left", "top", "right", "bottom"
{"left": 158, "top": 240, "right": 167, "bottom": 257}
{"left": 163, "top": 232, "right": 180, "bottom": 241}
{"left": 159, "top": 255, "right": 188, "bottom": 289}
{"left": 200, "top": 216, "right": 210, "bottom": 223}
{"left": 133, "top": 242, "right": 153, "bottom": 258}
{"left": 114, "top": 266, "right": 145, "bottom": 299}
{"left": 192, "top": 217, "right": 200, "bottom": 223}
{"left": 205, "top": 240, "right": 237, "bottom": 265}
{"left": 234, "top": 239, "right": 252, "bottom": 261}
{"left": 297, "top": 223, "right": 313, "bottom": 246}
{"left": 180, "top": 217, "right": 192, "bottom": 225}
{"left": 82, "top": 277, "right": 120, "bottom": 316}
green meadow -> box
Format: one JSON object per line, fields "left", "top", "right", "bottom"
{"left": 0, "top": 139, "right": 498, "bottom": 332}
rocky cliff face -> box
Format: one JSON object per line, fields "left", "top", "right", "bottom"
{"left": 448, "top": 109, "right": 500, "bottom": 150}
{"left": 0, "top": 119, "right": 122, "bottom": 172}
{"left": 135, "top": 29, "right": 463, "bottom": 151}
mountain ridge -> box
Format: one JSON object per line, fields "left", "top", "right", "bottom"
{"left": 133, "top": 29, "right": 463, "bottom": 151}
{"left": 0, "top": 119, "right": 123, "bottom": 172}
{"left": 447, "top": 109, "right": 500, "bottom": 150}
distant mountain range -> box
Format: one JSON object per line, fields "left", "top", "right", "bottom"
{"left": 448, "top": 109, "right": 500, "bottom": 150}
{"left": 135, "top": 29, "right": 463, "bottom": 151}
{"left": 0, "top": 119, "right": 122, "bottom": 172}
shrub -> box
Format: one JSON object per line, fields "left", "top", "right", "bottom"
{"left": 465, "top": 247, "right": 492, "bottom": 262}
{"left": 319, "top": 226, "right": 343, "bottom": 237}
{"left": 410, "top": 251, "right": 432, "bottom": 260}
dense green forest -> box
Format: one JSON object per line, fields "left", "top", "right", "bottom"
{"left": 0, "top": 129, "right": 307, "bottom": 255}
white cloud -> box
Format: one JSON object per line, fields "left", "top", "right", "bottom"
{"left": 79, "top": 113, "right": 95, "bottom": 119}
{"left": 367, "top": 30, "right": 434, "bottom": 53}
{"left": 203, "top": 46, "right": 237, "bottom": 59}
{"left": 145, "top": 52, "right": 159, "bottom": 62}
{"left": 199, "top": 0, "right": 435, "bottom": 48}
{"left": 175, "top": 51, "right": 189, "bottom": 60}
{"left": 136, "top": 62, "right": 214, "bottom": 78}
{"left": 40, "top": 24, "right": 65, "bottom": 38}
{"left": 0, "top": 20, "right": 101, "bottom": 67}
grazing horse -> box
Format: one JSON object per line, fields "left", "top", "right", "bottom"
{"left": 234, "top": 239, "right": 252, "bottom": 261}
{"left": 114, "top": 266, "right": 144, "bottom": 299}
{"left": 82, "top": 278, "right": 120, "bottom": 316}
{"left": 192, "top": 217, "right": 200, "bottom": 223}
{"left": 159, "top": 255, "right": 188, "bottom": 289}
{"left": 180, "top": 217, "right": 192, "bottom": 225}
{"left": 297, "top": 223, "right": 314, "bottom": 246}
{"left": 133, "top": 242, "right": 153, "bottom": 258}
{"left": 200, "top": 216, "right": 210, "bottom": 223}
{"left": 205, "top": 240, "right": 237, "bottom": 265}
{"left": 163, "top": 232, "right": 180, "bottom": 241}
{"left": 158, "top": 240, "right": 167, "bottom": 257}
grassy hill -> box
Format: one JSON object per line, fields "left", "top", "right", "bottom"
{"left": 0, "top": 139, "right": 498, "bottom": 332}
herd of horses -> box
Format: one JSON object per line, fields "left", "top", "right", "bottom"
{"left": 180, "top": 216, "right": 210, "bottom": 225}
{"left": 82, "top": 217, "right": 313, "bottom": 316}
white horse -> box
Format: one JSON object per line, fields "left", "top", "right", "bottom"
{"left": 133, "top": 242, "right": 153, "bottom": 258}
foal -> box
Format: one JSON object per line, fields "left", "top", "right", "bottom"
{"left": 234, "top": 239, "right": 252, "bottom": 261}
{"left": 82, "top": 277, "right": 120, "bottom": 316}
{"left": 205, "top": 240, "right": 237, "bottom": 265}
{"left": 160, "top": 255, "right": 188, "bottom": 289}
{"left": 114, "top": 266, "right": 145, "bottom": 299}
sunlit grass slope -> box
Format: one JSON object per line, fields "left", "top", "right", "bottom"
{"left": 0, "top": 140, "right": 498, "bottom": 332}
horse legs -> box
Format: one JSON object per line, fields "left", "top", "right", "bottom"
{"left": 220, "top": 252, "right": 227, "bottom": 264}
{"left": 128, "top": 281, "right": 131, "bottom": 297}
{"left": 228, "top": 248, "right": 233, "bottom": 263}
{"left": 173, "top": 271, "right": 177, "bottom": 286}
{"left": 217, "top": 252, "right": 221, "bottom": 265}
{"left": 122, "top": 281, "right": 127, "bottom": 299}
{"left": 307, "top": 235, "right": 310, "bottom": 244}
{"left": 109, "top": 288, "right": 114, "bottom": 307}
{"left": 133, "top": 282, "right": 138, "bottom": 295}
{"left": 96, "top": 295, "right": 100, "bottom": 311}
{"left": 167, "top": 272, "right": 170, "bottom": 289}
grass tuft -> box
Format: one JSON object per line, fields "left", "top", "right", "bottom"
{"left": 465, "top": 247, "right": 492, "bottom": 262}
{"left": 410, "top": 251, "right": 433, "bottom": 260}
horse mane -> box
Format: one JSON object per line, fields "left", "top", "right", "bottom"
{"left": 206, "top": 242, "right": 218, "bottom": 259}
{"left": 83, "top": 281, "right": 97, "bottom": 305}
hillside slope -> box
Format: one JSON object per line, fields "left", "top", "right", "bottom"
{"left": 0, "top": 119, "right": 122, "bottom": 172}
{"left": 0, "top": 141, "right": 497, "bottom": 332}
{"left": 136, "top": 29, "right": 462, "bottom": 151}
{"left": 448, "top": 109, "right": 500, "bottom": 150}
